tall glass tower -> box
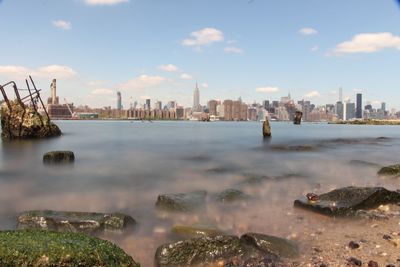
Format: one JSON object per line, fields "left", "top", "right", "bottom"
{"left": 356, "top": 93, "right": 362, "bottom": 119}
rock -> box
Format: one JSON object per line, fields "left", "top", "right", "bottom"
{"left": 294, "top": 187, "right": 400, "bottom": 216}
{"left": 263, "top": 120, "right": 271, "bottom": 138}
{"left": 43, "top": 151, "right": 75, "bottom": 164}
{"left": 294, "top": 111, "right": 302, "bottom": 125}
{"left": 240, "top": 173, "right": 274, "bottom": 185}
{"left": 17, "top": 210, "right": 136, "bottom": 234}
{"left": 348, "top": 241, "right": 360, "bottom": 249}
{"left": 215, "top": 189, "right": 251, "bottom": 203}
{"left": 1, "top": 100, "right": 61, "bottom": 140}
{"left": 347, "top": 257, "right": 362, "bottom": 266}
{"left": 349, "top": 160, "right": 381, "bottom": 168}
{"left": 368, "top": 261, "right": 379, "bottom": 267}
{"left": 171, "top": 225, "right": 225, "bottom": 239}
{"left": 0, "top": 230, "right": 138, "bottom": 266}
{"left": 240, "top": 232, "right": 299, "bottom": 259}
{"left": 155, "top": 190, "right": 207, "bottom": 212}
{"left": 154, "top": 235, "right": 245, "bottom": 267}
{"left": 378, "top": 164, "right": 400, "bottom": 177}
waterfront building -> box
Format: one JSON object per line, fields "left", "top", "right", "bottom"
{"left": 356, "top": 93, "right": 362, "bottom": 119}
{"left": 222, "top": 100, "right": 233, "bottom": 121}
{"left": 46, "top": 79, "right": 74, "bottom": 119}
{"left": 146, "top": 99, "right": 151, "bottom": 110}
{"left": 155, "top": 101, "right": 162, "bottom": 110}
{"left": 346, "top": 102, "right": 356, "bottom": 120}
{"left": 336, "top": 101, "right": 344, "bottom": 120}
{"left": 207, "top": 100, "right": 219, "bottom": 116}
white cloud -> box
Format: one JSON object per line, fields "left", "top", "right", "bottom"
{"left": 52, "top": 20, "right": 71, "bottom": 30}
{"left": 304, "top": 91, "right": 321, "bottom": 98}
{"left": 333, "top": 32, "right": 400, "bottom": 54}
{"left": 91, "top": 88, "right": 114, "bottom": 95}
{"left": 201, "top": 83, "right": 208, "bottom": 88}
{"left": 311, "top": 46, "right": 319, "bottom": 52}
{"left": 121, "top": 75, "right": 167, "bottom": 91}
{"left": 182, "top": 28, "right": 224, "bottom": 46}
{"left": 256, "top": 86, "right": 280, "bottom": 93}
{"left": 299, "top": 27, "right": 318, "bottom": 36}
{"left": 180, "top": 73, "right": 193, "bottom": 80}
{"left": 224, "top": 46, "right": 244, "bottom": 53}
{"left": 83, "top": 0, "right": 129, "bottom": 5}
{"left": 0, "top": 65, "right": 77, "bottom": 79}
{"left": 158, "top": 64, "right": 178, "bottom": 72}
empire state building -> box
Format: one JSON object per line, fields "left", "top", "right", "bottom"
{"left": 193, "top": 82, "right": 200, "bottom": 111}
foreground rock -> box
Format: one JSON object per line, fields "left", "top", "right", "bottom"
{"left": 17, "top": 210, "right": 136, "bottom": 234}
{"left": 171, "top": 225, "right": 225, "bottom": 239}
{"left": 155, "top": 233, "right": 298, "bottom": 266}
{"left": 155, "top": 190, "right": 207, "bottom": 212}
{"left": 294, "top": 111, "right": 303, "bottom": 125}
{"left": 241, "top": 232, "right": 299, "bottom": 258}
{"left": 215, "top": 188, "right": 251, "bottom": 203}
{"left": 0, "top": 230, "right": 138, "bottom": 266}
{"left": 294, "top": 187, "right": 400, "bottom": 216}
{"left": 263, "top": 119, "right": 271, "bottom": 137}
{"left": 378, "top": 163, "right": 400, "bottom": 177}
{"left": 43, "top": 151, "right": 75, "bottom": 164}
{"left": 1, "top": 100, "right": 61, "bottom": 140}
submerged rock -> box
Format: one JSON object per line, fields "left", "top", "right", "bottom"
{"left": 155, "top": 190, "right": 207, "bottom": 212}
{"left": 378, "top": 164, "right": 400, "bottom": 177}
{"left": 171, "top": 225, "right": 225, "bottom": 239}
{"left": 43, "top": 151, "right": 75, "bottom": 164}
{"left": 215, "top": 188, "right": 251, "bottom": 203}
{"left": 263, "top": 120, "right": 271, "bottom": 138}
{"left": 294, "top": 187, "right": 400, "bottom": 216}
{"left": 293, "top": 111, "right": 302, "bottom": 125}
{"left": 241, "top": 173, "right": 275, "bottom": 185}
{"left": 1, "top": 100, "right": 61, "bottom": 140}
{"left": 155, "top": 235, "right": 245, "bottom": 267}
{"left": 240, "top": 232, "right": 299, "bottom": 258}
{"left": 349, "top": 160, "right": 382, "bottom": 168}
{"left": 0, "top": 230, "right": 138, "bottom": 266}
{"left": 17, "top": 210, "right": 136, "bottom": 234}
{"left": 270, "top": 145, "right": 315, "bottom": 152}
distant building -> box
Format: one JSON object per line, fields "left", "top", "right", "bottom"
{"left": 193, "top": 83, "right": 201, "bottom": 111}
{"left": 46, "top": 79, "right": 73, "bottom": 119}
{"left": 146, "top": 99, "right": 151, "bottom": 110}
{"left": 207, "top": 100, "right": 218, "bottom": 116}
{"left": 155, "top": 101, "right": 162, "bottom": 110}
{"left": 262, "top": 100, "right": 270, "bottom": 110}
{"left": 222, "top": 100, "right": 233, "bottom": 120}
{"left": 117, "top": 91, "right": 122, "bottom": 110}
{"left": 381, "top": 102, "right": 386, "bottom": 112}
{"left": 356, "top": 93, "right": 362, "bottom": 119}
{"left": 345, "top": 102, "right": 355, "bottom": 120}
{"left": 336, "top": 101, "right": 344, "bottom": 120}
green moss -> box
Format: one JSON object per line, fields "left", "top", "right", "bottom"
{"left": 378, "top": 164, "right": 400, "bottom": 176}
{"left": 0, "top": 230, "right": 139, "bottom": 267}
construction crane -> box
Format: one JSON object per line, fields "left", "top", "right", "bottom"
{"left": 64, "top": 98, "right": 78, "bottom": 119}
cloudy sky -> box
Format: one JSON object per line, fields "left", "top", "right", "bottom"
{"left": 0, "top": 0, "right": 400, "bottom": 109}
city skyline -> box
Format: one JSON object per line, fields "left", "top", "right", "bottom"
{"left": 1, "top": 1, "right": 400, "bottom": 109}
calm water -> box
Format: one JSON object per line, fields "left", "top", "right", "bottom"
{"left": 1, "top": 121, "right": 399, "bottom": 265}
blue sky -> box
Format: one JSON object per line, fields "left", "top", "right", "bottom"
{"left": 0, "top": 0, "right": 400, "bottom": 109}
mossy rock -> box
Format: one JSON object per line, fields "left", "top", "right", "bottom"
{"left": 0, "top": 230, "right": 139, "bottom": 266}
{"left": 17, "top": 210, "right": 136, "bottom": 234}
{"left": 378, "top": 164, "right": 400, "bottom": 177}
{"left": 215, "top": 189, "right": 251, "bottom": 203}
{"left": 155, "top": 190, "right": 207, "bottom": 212}
{"left": 43, "top": 151, "right": 75, "bottom": 164}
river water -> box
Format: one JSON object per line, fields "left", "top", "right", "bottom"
{"left": 0, "top": 121, "right": 399, "bottom": 265}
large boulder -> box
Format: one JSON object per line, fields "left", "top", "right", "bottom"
{"left": 17, "top": 210, "right": 136, "bottom": 234}
{"left": 240, "top": 233, "right": 299, "bottom": 258}
{"left": 378, "top": 164, "right": 400, "bottom": 177}
{"left": 294, "top": 187, "right": 400, "bottom": 216}
{"left": 154, "top": 233, "right": 298, "bottom": 266}
{"left": 155, "top": 190, "right": 207, "bottom": 212}
{"left": 43, "top": 151, "right": 75, "bottom": 164}
{"left": 1, "top": 101, "right": 61, "bottom": 140}
{"left": 0, "top": 230, "right": 139, "bottom": 266}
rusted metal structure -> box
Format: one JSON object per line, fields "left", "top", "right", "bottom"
{"left": 0, "top": 76, "right": 50, "bottom": 125}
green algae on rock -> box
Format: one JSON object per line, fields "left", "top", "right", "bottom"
{"left": 0, "top": 230, "right": 139, "bottom": 266}
{"left": 17, "top": 210, "right": 136, "bottom": 234}
{"left": 171, "top": 225, "right": 225, "bottom": 239}
{"left": 215, "top": 188, "right": 251, "bottom": 203}
{"left": 155, "top": 190, "right": 207, "bottom": 212}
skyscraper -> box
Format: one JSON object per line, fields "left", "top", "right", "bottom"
{"left": 381, "top": 102, "right": 386, "bottom": 112}
{"left": 193, "top": 82, "right": 200, "bottom": 111}
{"left": 117, "top": 91, "right": 122, "bottom": 110}
{"left": 336, "top": 101, "right": 344, "bottom": 120}
{"left": 339, "top": 87, "right": 343, "bottom": 103}
{"left": 146, "top": 99, "right": 151, "bottom": 110}
{"left": 356, "top": 93, "right": 362, "bottom": 119}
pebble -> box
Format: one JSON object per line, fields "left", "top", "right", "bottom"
{"left": 347, "top": 257, "right": 362, "bottom": 266}
{"left": 368, "top": 261, "right": 379, "bottom": 267}
{"left": 348, "top": 241, "right": 360, "bottom": 249}
{"left": 383, "top": 234, "right": 392, "bottom": 240}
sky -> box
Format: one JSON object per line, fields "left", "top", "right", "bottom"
{"left": 0, "top": 0, "right": 400, "bottom": 109}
